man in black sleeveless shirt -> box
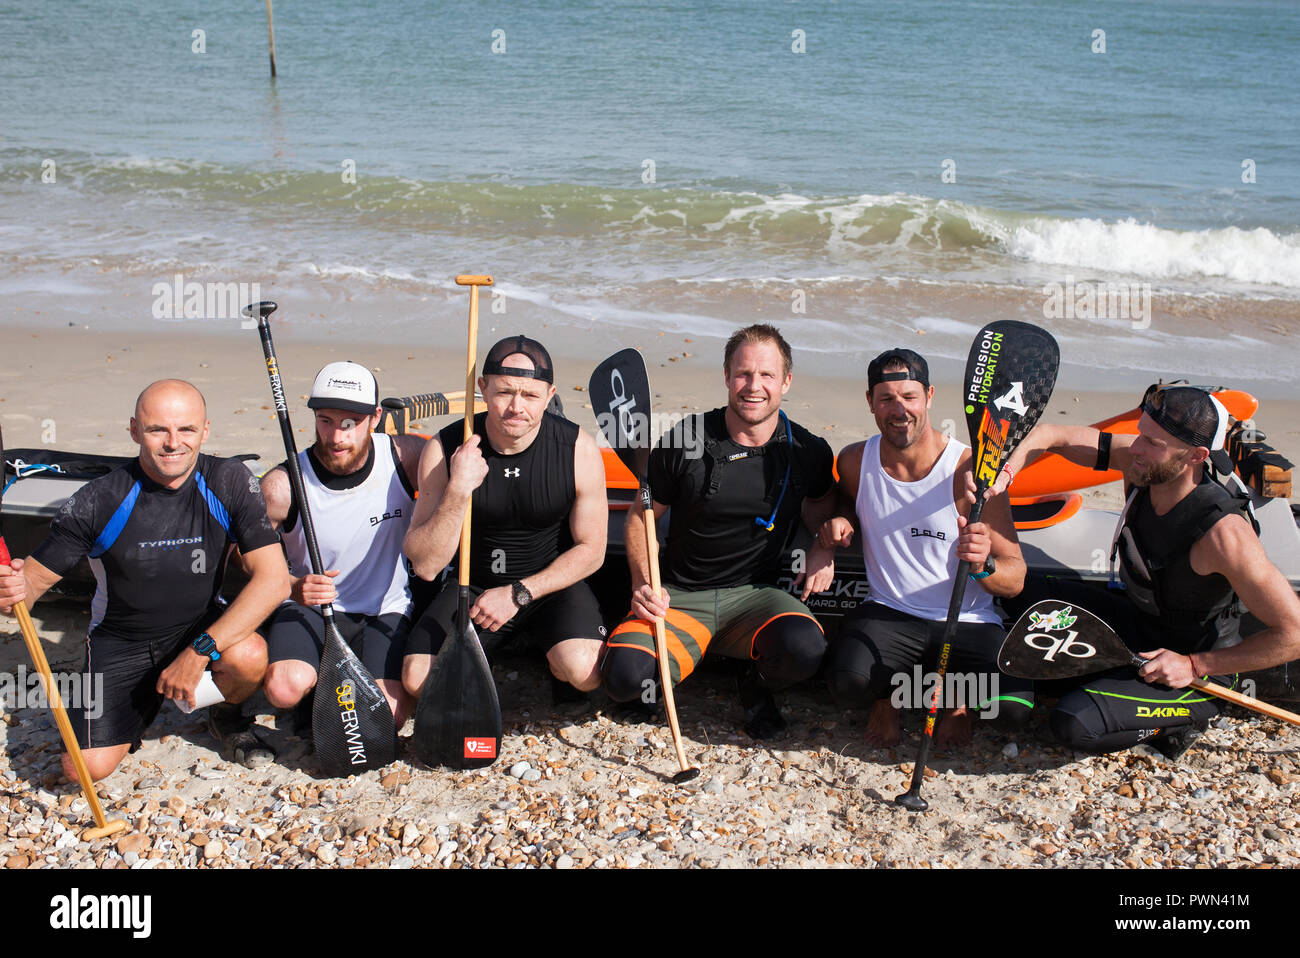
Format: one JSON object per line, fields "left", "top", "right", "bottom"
{"left": 0, "top": 381, "right": 290, "bottom": 780}
{"left": 603, "top": 325, "right": 837, "bottom": 738}
{"left": 998, "top": 385, "right": 1300, "bottom": 756}
{"left": 402, "top": 336, "right": 609, "bottom": 699}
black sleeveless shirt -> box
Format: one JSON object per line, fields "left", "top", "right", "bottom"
{"left": 438, "top": 412, "right": 578, "bottom": 587}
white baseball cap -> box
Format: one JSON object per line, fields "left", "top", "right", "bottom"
{"left": 307, "top": 361, "right": 379, "bottom": 416}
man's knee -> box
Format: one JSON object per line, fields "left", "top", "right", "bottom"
{"left": 221, "top": 632, "right": 269, "bottom": 679}
{"left": 402, "top": 654, "right": 432, "bottom": 700}
{"left": 602, "top": 647, "right": 656, "bottom": 703}
{"left": 262, "top": 661, "right": 315, "bottom": 709}
{"left": 548, "top": 640, "right": 603, "bottom": 692}
{"left": 752, "top": 615, "right": 826, "bottom": 687}
{"left": 1049, "top": 706, "right": 1097, "bottom": 751}
{"left": 828, "top": 667, "right": 873, "bottom": 709}
{"left": 64, "top": 745, "right": 129, "bottom": 783}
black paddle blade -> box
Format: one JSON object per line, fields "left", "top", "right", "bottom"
{"left": 589, "top": 348, "right": 653, "bottom": 482}
{"left": 313, "top": 620, "right": 397, "bottom": 775}
{"left": 412, "top": 619, "right": 502, "bottom": 770}
{"left": 999, "top": 600, "right": 1138, "bottom": 680}
{"left": 962, "top": 321, "right": 1060, "bottom": 492}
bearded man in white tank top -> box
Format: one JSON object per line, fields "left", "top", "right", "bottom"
{"left": 807, "top": 349, "right": 1034, "bottom": 748}
{"left": 259, "top": 362, "right": 425, "bottom": 733}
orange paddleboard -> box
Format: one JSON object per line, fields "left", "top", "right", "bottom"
{"left": 1010, "top": 389, "right": 1258, "bottom": 497}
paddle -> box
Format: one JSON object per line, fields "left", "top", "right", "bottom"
{"left": 411, "top": 275, "right": 503, "bottom": 770}
{"left": 896, "top": 320, "right": 1060, "bottom": 811}
{"left": 589, "top": 348, "right": 699, "bottom": 783}
{"left": 1000, "top": 599, "right": 1300, "bottom": 726}
{"left": 0, "top": 426, "right": 127, "bottom": 840}
{"left": 245, "top": 301, "right": 397, "bottom": 775}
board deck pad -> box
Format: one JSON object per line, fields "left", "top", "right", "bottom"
{"left": 412, "top": 611, "right": 502, "bottom": 770}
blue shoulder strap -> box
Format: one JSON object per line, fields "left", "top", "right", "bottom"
{"left": 89, "top": 481, "right": 142, "bottom": 558}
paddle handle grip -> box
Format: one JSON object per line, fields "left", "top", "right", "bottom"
{"left": 455, "top": 275, "right": 493, "bottom": 286}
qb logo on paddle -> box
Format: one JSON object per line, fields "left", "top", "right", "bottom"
{"left": 1023, "top": 606, "right": 1096, "bottom": 662}
{"left": 464, "top": 737, "right": 497, "bottom": 760}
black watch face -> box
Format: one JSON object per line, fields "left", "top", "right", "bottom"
{"left": 513, "top": 582, "right": 532, "bottom": 607}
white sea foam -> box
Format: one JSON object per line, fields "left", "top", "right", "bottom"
{"left": 1001, "top": 218, "right": 1300, "bottom": 288}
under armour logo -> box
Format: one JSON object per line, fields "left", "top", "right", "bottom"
{"left": 504, "top": 467, "right": 521, "bottom": 478}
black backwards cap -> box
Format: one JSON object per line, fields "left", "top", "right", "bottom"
{"left": 482, "top": 335, "right": 554, "bottom": 384}
{"left": 1140, "top": 384, "right": 1230, "bottom": 452}
{"left": 867, "top": 348, "right": 930, "bottom": 391}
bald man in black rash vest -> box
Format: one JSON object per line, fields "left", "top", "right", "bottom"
{"left": 401, "top": 336, "right": 609, "bottom": 701}
{"left": 0, "top": 380, "right": 291, "bottom": 780}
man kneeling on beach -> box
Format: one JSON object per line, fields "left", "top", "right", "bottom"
{"left": 0, "top": 380, "right": 290, "bottom": 780}
{"left": 808, "top": 349, "right": 1033, "bottom": 747}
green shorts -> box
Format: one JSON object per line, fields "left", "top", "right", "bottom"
{"left": 607, "top": 584, "right": 821, "bottom": 684}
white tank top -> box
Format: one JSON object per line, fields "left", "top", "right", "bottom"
{"left": 855, "top": 434, "right": 999, "bottom": 624}
{"left": 282, "top": 434, "right": 414, "bottom": 618}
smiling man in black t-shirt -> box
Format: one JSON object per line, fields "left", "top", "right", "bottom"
{"left": 0, "top": 380, "right": 290, "bottom": 781}
{"left": 603, "top": 324, "right": 837, "bottom": 738}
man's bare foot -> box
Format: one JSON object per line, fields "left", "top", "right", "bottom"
{"left": 863, "top": 699, "right": 901, "bottom": 747}
{"left": 934, "top": 706, "right": 972, "bottom": 748}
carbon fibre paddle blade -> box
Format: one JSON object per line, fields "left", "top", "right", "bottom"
{"left": 999, "top": 600, "right": 1138, "bottom": 680}
{"left": 963, "top": 321, "right": 1061, "bottom": 491}
{"left": 412, "top": 615, "right": 502, "bottom": 770}
{"left": 312, "top": 618, "right": 397, "bottom": 774}
{"left": 589, "top": 348, "right": 652, "bottom": 483}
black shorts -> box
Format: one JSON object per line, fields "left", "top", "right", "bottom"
{"left": 406, "top": 581, "right": 607, "bottom": 658}
{"left": 828, "top": 601, "right": 1034, "bottom": 713}
{"left": 72, "top": 604, "right": 224, "bottom": 751}
{"left": 266, "top": 604, "right": 409, "bottom": 682}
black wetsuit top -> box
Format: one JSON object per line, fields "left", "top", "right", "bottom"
{"left": 438, "top": 412, "right": 578, "bottom": 588}
{"left": 1118, "top": 474, "right": 1246, "bottom": 654}
{"left": 31, "top": 455, "right": 280, "bottom": 642}
{"left": 649, "top": 408, "right": 834, "bottom": 590}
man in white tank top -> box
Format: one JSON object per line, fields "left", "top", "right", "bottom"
{"left": 807, "top": 349, "right": 1033, "bottom": 748}
{"left": 259, "top": 362, "right": 425, "bottom": 734}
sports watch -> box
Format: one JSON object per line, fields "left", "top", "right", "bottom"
{"left": 191, "top": 632, "right": 221, "bottom": 662}
{"left": 510, "top": 580, "right": 534, "bottom": 609}
{"left": 969, "top": 556, "right": 996, "bottom": 581}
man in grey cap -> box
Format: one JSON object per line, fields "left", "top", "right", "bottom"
{"left": 809, "top": 348, "right": 1032, "bottom": 748}
{"left": 259, "top": 361, "right": 425, "bottom": 735}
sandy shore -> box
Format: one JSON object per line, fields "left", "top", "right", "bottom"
{"left": 2, "top": 313, "right": 1300, "bottom": 872}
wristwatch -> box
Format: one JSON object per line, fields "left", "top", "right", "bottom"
{"left": 969, "top": 556, "right": 996, "bottom": 581}
{"left": 510, "top": 580, "right": 534, "bottom": 609}
{"left": 191, "top": 632, "right": 221, "bottom": 662}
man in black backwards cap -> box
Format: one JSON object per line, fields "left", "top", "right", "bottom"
{"left": 996, "top": 385, "right": 1300, "bottom": 757}
{"left": 810, "top": 348, "right": 1033, "bottom": 748}
{"left": 402, "top": 336, "right": 609, "bottom": 701}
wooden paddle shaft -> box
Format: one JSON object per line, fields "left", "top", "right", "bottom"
{"left": 459, "top": 280, "right": 483, "bottom": 588}
{"left": 1190, "top": 677, "right": 1300, "bottom": 726}
{"left": 641, "top": 506, "right": 693, "bottom": 773}
{"left": 0, "top": 573, "right": 126, "bottom": 839}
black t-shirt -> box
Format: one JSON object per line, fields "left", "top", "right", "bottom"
{"left": 438, "top": 411, "right": 578, "bottom": 588}
{"left": 32, "top": 454, "right": 280, "bottom": 642}
{"left": 649, "top": 408, "right": 833, "bottom": 590}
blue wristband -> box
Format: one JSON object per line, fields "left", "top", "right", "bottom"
{"left": 191, "top": 632, "right": 221, "bottom": 662}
